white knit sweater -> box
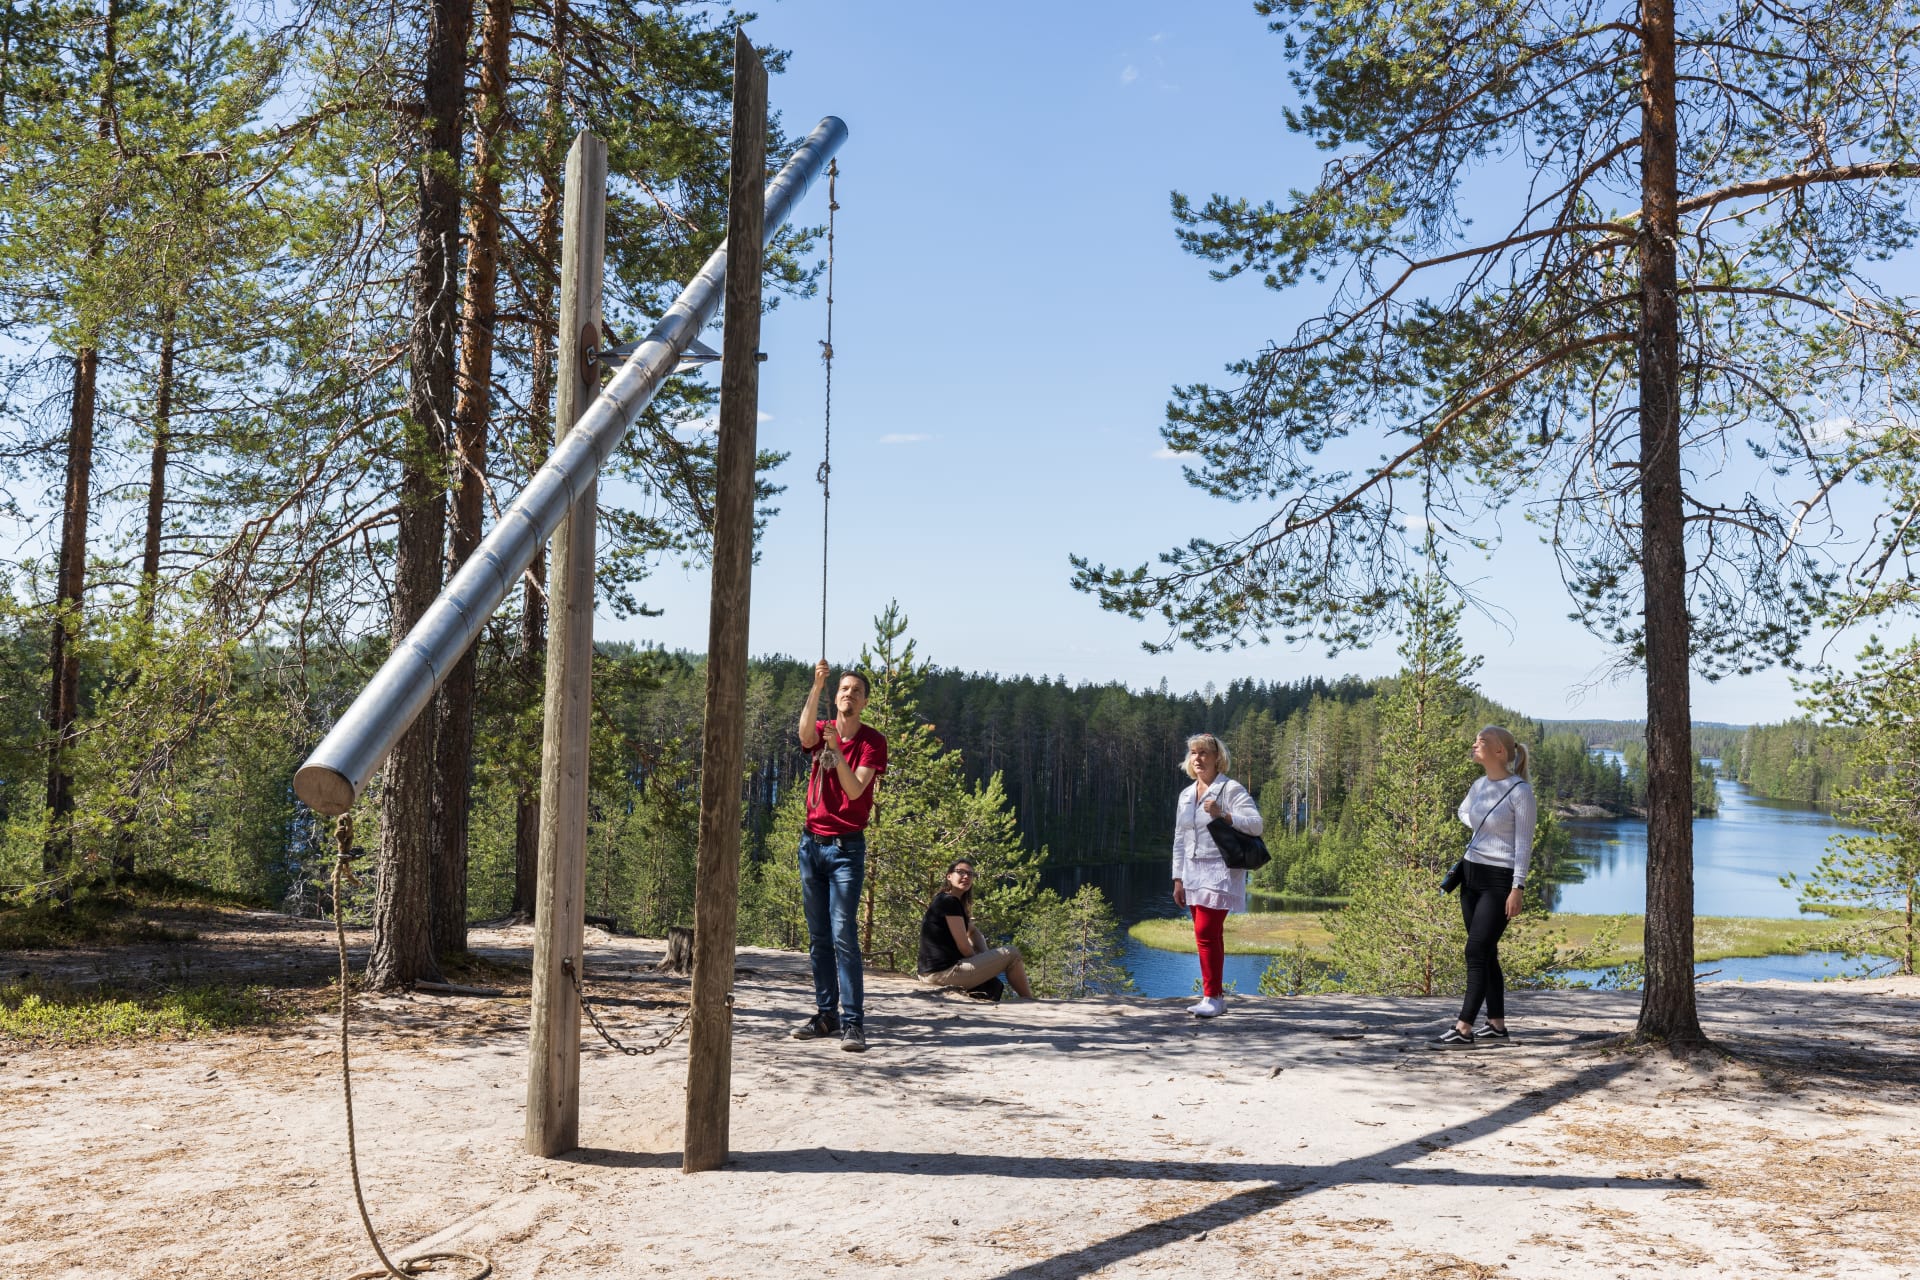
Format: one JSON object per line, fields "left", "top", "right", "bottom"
{"left": 1457, "top": 775, "right": 1538, "bottom": 884}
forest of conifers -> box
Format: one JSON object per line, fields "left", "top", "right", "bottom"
{"left": 5, "top": 0, "right": 1918, "bottom": 1010}
{"left": 0, "top": 0, "right": 1679, "bottom": 978}
{"left": 0, "top": 604, "right": 1696, "bottom": 930}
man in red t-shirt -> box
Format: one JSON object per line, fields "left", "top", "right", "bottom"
{"left": 791, "top": 659, "right": 887, "bottom": 1052}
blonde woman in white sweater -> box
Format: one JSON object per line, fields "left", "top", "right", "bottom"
{"left": 1171, "top": 733, "right": 1263, "bottom": 1018}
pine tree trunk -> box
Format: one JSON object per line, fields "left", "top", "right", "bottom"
{"left": 42, "top": 347, "right": 96, "bottom": 875}
{"left": 370, "top": 0, "right": 471, "bottom": 990}
{"left": 43, "top": 0, "right": 119, "bottom": 877}
{"left": 1634, "top": 0, "right": 1704, "bottom": 1045}
{"left": 428, "top": 0, "right": 512, "bottom": 958}
{"left": 138, "top": 313, "right": 173, "bottom": 628}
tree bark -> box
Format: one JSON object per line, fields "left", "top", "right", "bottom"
{"left": 138, "top": 310, "right": 173, "bottom": 629}
{"left": 44, "top": 0, "right": 118, "bottom": 876}
{"left": 43, "top": 347, "right": 96, "bottom": 874}
{"left": 1634, "top": 0, "right": 1704, "bottom": 1045}
{"left": 429, "top": 0, "right": 512, "bottom": 957}
{"left": 370, "top": 0, "right": 471, "bottom": 990}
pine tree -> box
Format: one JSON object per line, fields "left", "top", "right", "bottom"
{"left": 1792, "top": 639, "right": 1920, "bottom": 976}
{"left": 1073, "top": 0, "right": 1920, "bottom": 1046}
{"left": 1015, "top": 884, "right": 1133, "bottom": 998}
{"left": 1327, "top": 562, "right": 1480, "bottom": 995}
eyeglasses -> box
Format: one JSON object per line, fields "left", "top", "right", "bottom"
{"left": 951, "top": 869, "right": 974, "bottom": 878}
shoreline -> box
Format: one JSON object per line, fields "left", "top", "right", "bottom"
{"left": 1128, "top": 909, "right": 1860, "bottom": 968}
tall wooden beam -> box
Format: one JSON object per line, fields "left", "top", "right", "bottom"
{"left": 683, "top": 31, "right": 767, "bottom": 1174}
{"left": 526, "top": 130, "right": 606, "bottom": 1158}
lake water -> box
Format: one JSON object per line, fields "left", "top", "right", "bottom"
{"left": 1549, "top": 775, "right": 1867, "bottom": 918}
{"left": 1049, "top": 770, "right": 1869, "bottom": 997}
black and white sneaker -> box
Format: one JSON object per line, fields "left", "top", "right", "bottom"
{"left": 1432, "top": 1025, "right": 1477, "bottom": 1049}
{"left": 1474, "top": 1023, "right": 1511, "bottom": 1045}
{"left": 840, "top": 1023, "right": 867, "bottom": 1053}
{"left": 791, "top": 1012, "right": 839, "bottom": 1040}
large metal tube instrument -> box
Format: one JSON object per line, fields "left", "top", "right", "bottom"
{"left": 294, "top": 116, "right": 848, "bottom": 816}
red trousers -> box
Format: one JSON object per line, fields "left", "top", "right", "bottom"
{"left": 1191, "top": 905, "right": 1228, "bottom": 997}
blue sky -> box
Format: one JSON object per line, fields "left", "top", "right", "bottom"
{"left": 595, "top": 1, "right": 1915, "bottom": 725}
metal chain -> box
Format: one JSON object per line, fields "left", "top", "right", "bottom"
{"left": 816, "top": 159, "right": 838, "bottom": 663}
{"left": 562, "top": 956, "right": 712, "bottom": 1057}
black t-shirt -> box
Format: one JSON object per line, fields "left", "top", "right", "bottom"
{"left": 918, "top": 891, "right": 969, "bottom": 974}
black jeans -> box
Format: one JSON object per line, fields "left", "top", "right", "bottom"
{"left": 1458, "top": 861, "right": 1514, "bottom": 1024}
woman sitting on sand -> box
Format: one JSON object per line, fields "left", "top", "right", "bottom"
{"left": 917, "top": 859, "right": 1035, "bottom": 1001}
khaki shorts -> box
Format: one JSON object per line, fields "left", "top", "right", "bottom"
{"left": 919, "top": 947, "right": 1019, "bottom": 989}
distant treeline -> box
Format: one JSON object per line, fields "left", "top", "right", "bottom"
{"left": 1547, "top": 715, "right": 1865, "bottom": 808}
{"left": 1729, "top": 720, "right": 1861, "bottom": 807}
{"left": 1541, "top": 719, "right": 1748, "bottom": 763}
{"left": 0, "top": 618, "right": 1715, "bottom": 937}
{"left": 654, "top": 656, "right": 1710, "bottom": 886}
{"left": 726, "top": 662, "right": 1642, "bottom": 867}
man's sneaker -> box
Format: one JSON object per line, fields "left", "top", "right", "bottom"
{"left": 1190, "top": 996, "right": 1226, "bottom": 1019}
{"left": 791, "top": 1012, "right": 839, "bottom": 1040}
{"left": 1432, "top": 1025, "right": 1477, "bottom": 1048}
{"left": 840, "top": 1023, "right": 867, "bottom": 1053}
{"left": 1474, "top": 1023, "right": 1512, "bottom": 1045}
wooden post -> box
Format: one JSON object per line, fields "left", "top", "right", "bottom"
{"left": 526, "top": 130, "right": 606, "bottom": 1158}
{"left": 682, "top": 32, "right": 767, "bottom": 1175}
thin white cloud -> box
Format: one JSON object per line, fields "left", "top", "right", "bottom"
{"left": 758, "top": 410, "right": 774, "bottom": 423}
{"left": 879, "top": 432, "right": 932, "bottom": 445}
{"left": 1403, "top": 513, "right": 1432, "bottom": 531}
{"left": 1120, "top": 64, "right": 1139, "bottom": 85}
{"left": 1806, "top": 414, "right": 1856, "bottom": 446}
{"left": 1153, "top": 446, "right": 1192, "bottom": 460}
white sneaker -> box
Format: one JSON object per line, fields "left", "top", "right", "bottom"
{"left": 1190, "top": 996, "right": 1226, "bottom": 1018}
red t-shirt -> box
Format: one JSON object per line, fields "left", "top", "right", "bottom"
{"left": 804, "top": 719, "right": 888, "bottom": 836}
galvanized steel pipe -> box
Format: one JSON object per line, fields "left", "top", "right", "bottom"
{"left": 294, "top": 116, "right": 848, "bottom": 816}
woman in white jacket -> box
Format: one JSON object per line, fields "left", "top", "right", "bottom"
{"left": 1171, "top": 733, "right": 1264, "bottom": 1018}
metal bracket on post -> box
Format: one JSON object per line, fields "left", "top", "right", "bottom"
{"left": 594, "top": 333, "right": 723, "bottom": 377}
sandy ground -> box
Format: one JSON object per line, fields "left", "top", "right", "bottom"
{"left": 3, "top": 919, "right": 1919, "bottom": 1280}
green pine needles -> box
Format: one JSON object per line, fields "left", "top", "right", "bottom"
{"left": 1790, "top": 639, "right": 1920, "bottom": 976}
{"left": 1324, "top": 562, "right": 1481, "bottom": 995}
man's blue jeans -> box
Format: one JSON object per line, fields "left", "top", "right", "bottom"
{"left": 798, "top": 830, "right": 865, "bottom": 1027}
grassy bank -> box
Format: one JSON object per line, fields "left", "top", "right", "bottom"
{"left": 0, "top": 872, "right": 262, "bottom": 951}
{"left": 0, "top": 978, "right": 294, "bottom": 1044}
{"left": 1129, "top": 911, "right": 1861, "bottom": 968}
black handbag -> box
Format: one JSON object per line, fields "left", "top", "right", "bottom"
{"left": 1200, "top": 780, "right": 1270, "bottom": 871}
{"left": 1208, "top": 817, "right": 1271, "bottom": 871}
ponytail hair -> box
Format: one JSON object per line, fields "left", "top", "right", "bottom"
{"left": 1480, "top": 725, "right": 1530, "bottom": 780}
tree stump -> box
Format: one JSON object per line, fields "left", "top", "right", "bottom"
{"left": 656, "top": 926, "right": 694, "bottom": 975}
